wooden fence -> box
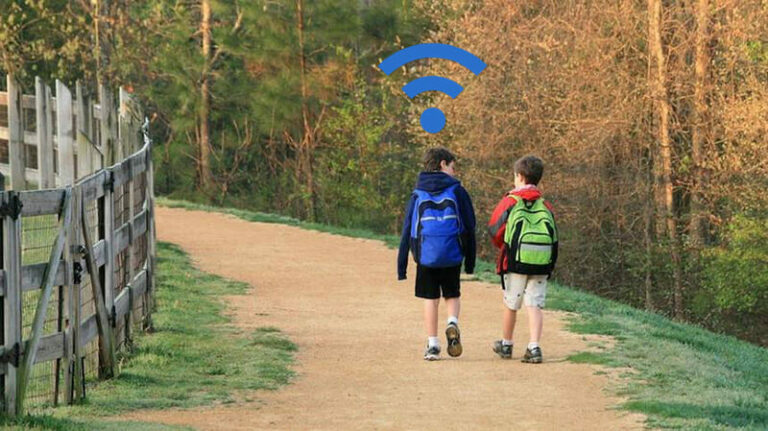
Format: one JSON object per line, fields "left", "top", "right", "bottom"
{"left": 0, "top": 74, "right": 156, "bottom": 416}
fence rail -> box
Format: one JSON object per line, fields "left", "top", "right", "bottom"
{"left": 0, "top": 74, "right": 155, "bottom": 416}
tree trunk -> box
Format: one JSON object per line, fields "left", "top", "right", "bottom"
{"left": 296, "top": 0, "right": 315, "bottom": 220}
{"left": 690, "top": 0, "right": 710, "bottom": 249}
{"left": 648, "top": 0, "right": 684, "bottom": 319}
{"left": 199, "top": 0, "right": 213, "bottom": 189}
{"left": 644, "top": 148, "right": 655, "bottom": 311}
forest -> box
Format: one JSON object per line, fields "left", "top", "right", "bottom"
{"left": 1, "top": 0, "right": 766, "bottom": 346}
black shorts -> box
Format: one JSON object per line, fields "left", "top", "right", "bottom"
{"left": 415, "top": 265, "right": 461, "bottom": 299}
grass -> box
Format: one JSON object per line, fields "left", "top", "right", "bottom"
{"left": 1, "top": 241, "right": 297, "bottom": 430}
{"left": 158, "top": 198, "right": 768, "bottom": 431}
{"left": 544, "top": 283, "right": 768, "bottom": 430}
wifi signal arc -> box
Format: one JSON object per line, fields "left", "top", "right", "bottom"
{"left": 403, "top": 76, "right": 464, "bottom": 99}
{"left": 378, "top": 43, "right": 487, "bottom": 76}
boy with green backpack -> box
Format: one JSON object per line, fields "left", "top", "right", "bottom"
{"left": 487, "top": 155, "right": 558, "bottom": 363}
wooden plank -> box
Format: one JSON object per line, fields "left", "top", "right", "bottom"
{"left": 76, "top": 82, "right": 91, "bottom": 180}
{"left": 18, "top": 189, "right": 65, "bottom": 216}
{"left": 0, "top": 93, "right": 37, "bottom": 110}
{"left": 2, "top": 191, "right": 23, "bottom": 416}
{"left": 110, "top": 157, "right": 132, "bottom": 188}
{"left": 133, "top": 209, "right": 148, "bottom": 239}
{"left": 100, "top": 85, "right": 118, "bottom": 166}
{"left": 81, "top": 195, "right": 115, "bottom": 377}
{"left": 129, "top": 148, "right": 147, "bottom": 177}
{"left": 56, "top": 80, "right": 75, "bottom": 186}
{"left": 15, "top": 187, "right": 71, "bottom": 414}
{"left": 7, "top": 75, "right": 26, "bottom": 190}
{"left": 36, "top": 78, "right": 55, "bottom": 189}
{"left": 114, "top": 222, "right": 130, "bottom": 255}
{"left": 130, "top": 269, "right": 147, "bottom": 298}
{"left": 118, "top": 88, "right": 131, "bottom": 157}
{"left": 78, "top": 314, "right": 98, "bottom": 349}
{"left": 93, "top": 239, "right": 105, "bottom": 267}
{"left": 21, "top": 261, "right": 67, "bottom": 292}
{"left": 35, "top": 332, "right": 65, "bottom": 364}
{"left": 78, "top": 170, "right": 106, "bottom": 203}
{"left": 113, "top": 288, "right": 130, "bottom": 321}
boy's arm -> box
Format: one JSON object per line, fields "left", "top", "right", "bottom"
{"left": 487, "top": 194, "right": 516, "bottom": 249}
{"left": 397, "top": 195, "right": 416, "bottom": 280}
{"left": 457, "top": 186, "right": 476, "bottom": 275}
{"left": 545, "top": 201, "right": 558, "bottom": 274}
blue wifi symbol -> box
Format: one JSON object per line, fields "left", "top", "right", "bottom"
{"left": 379, "top": 43, "right": 487, "bottom": 134}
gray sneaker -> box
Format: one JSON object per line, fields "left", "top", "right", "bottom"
{"left": 445, "top": 323, "right": 463, "bottom": 357}
{"left": 424, "top": 345, "right": 441, "bottom": 361}
{"left": 493, "top": 340, "right": 512, "bottom": 359}
{"left": 521, "top": 346, "right": 543, "bottom": 363}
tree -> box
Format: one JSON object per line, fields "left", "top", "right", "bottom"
{"left": 648, "top": 0, "right": 684, "bottom": 319}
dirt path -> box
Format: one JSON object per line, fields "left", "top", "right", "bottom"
{"left": 124, "top": 206, "right": 644, "bottom": 430}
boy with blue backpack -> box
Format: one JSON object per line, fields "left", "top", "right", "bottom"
{"left": 487, "top": 155, "right": 558, "bottom": 363}
{"left": 398, "top": 147, "right": 476, "bottom": 361}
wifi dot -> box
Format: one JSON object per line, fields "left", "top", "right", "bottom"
{"left": 420, "top": 108, "right": 446, "bottom": 134}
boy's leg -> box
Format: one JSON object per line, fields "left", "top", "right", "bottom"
{"left": 445, "top": 297, "right": 460, "bottom": 321}
{"left": 494, "top": 273, "right": 526, "bottom": 358}
{"left": 521, "top": 275, "right": 548, "bottom": 363}
{"left": 416, "top": 265, "right": 442, "bottom": 360}
{"left": 442, "top": 266, "right": 462, "bottom": 357}
{"left": 424, "top": 299, "right": 439, "bottom": 338}
{"left": 503, "top": 307, "right": 517, "bottom": 341}
{"left": 526, "top": 305, "right": 543, "bottom": 343}
{"left": 502, "top": 273, "right": 527, "bottom": 341}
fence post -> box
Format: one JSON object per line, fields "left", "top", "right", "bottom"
{"left": 76, "top": 81, "right": 93, "bottom": 180}
{"left": 7, "top": 75, "right": 26, "bottom": 190}
{"left": 2, "top": 189, "right": 22, "bottom": 416}
{"left": 100, "top": 85, "right": 118, "bottom": 166}
{"left": 35, "top": 77, "right": 55, "bottom": 189}
{"left": 70, "top": 187, "right": 84, "bottom": 401}
{"left": 100, "top": 169, "right": 116, "bottom": 353}
{"left": 124, "top": 156, "right": 135, "bottom": 345}
{"left": 144, "top": 124, "right": 155, "bottom": 330}
{"left": 56, "top": 80, "right": 75, "bottom": 187}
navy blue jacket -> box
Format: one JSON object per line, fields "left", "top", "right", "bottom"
{"left": 397, "top": 172, "right": 476, "bottom": 280}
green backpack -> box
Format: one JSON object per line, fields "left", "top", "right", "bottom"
{"left": 503, "top": 197, "right": 558, "bottom": 275}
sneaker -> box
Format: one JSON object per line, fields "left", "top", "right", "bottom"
{"left": 492, "top": 340, "right": 512, "bottom": 359}
{"left": 445, "top": 322, "right": 463, "bottom": 357}
{"left": 424, "top": 345, "right": 441, "bottom": 361}
{"left": 521, "top": 346, "right": 543, "bottom": 363}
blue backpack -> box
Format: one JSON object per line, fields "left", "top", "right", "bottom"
{"left": 410, "top": 184, "right": 464, "bottom": 267}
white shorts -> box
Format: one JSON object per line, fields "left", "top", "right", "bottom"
{"left": 502, "top": 273, "right": 548, "bottom": 310}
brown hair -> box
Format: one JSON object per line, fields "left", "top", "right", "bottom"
{"left": 514, "top": 155, "right": 544, "bottom": 185}
{"left": 423, "top": 147, "right": 456, "bottom": 172}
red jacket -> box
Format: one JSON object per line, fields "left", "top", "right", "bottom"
{"left": 487, "top": 186, "right": 555, "bottom": 274}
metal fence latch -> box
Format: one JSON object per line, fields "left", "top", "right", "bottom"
{"left": 0, "top": 192, "right": 23, "bottom": 220}
{"left": 73, "top": 261, "right": 83, "bottom": 284}
{"left": 0, "top": 342, "right": 21, "bottom": 367}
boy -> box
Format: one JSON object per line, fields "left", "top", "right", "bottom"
{"left": 487, "top": 155, "right": 558, "bottom": 363}
{"left": 398, "top": 147, "right": 476, "bottom": 361}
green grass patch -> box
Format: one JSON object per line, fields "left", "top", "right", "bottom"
{"left": 546, "top": 282, "right": 768, "bottom": 430}
{"left": 156, "top": 198, "right": 768, "bottom": 431}
{"left": 1, "top": 241, "right": 296, "bottom": 430}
